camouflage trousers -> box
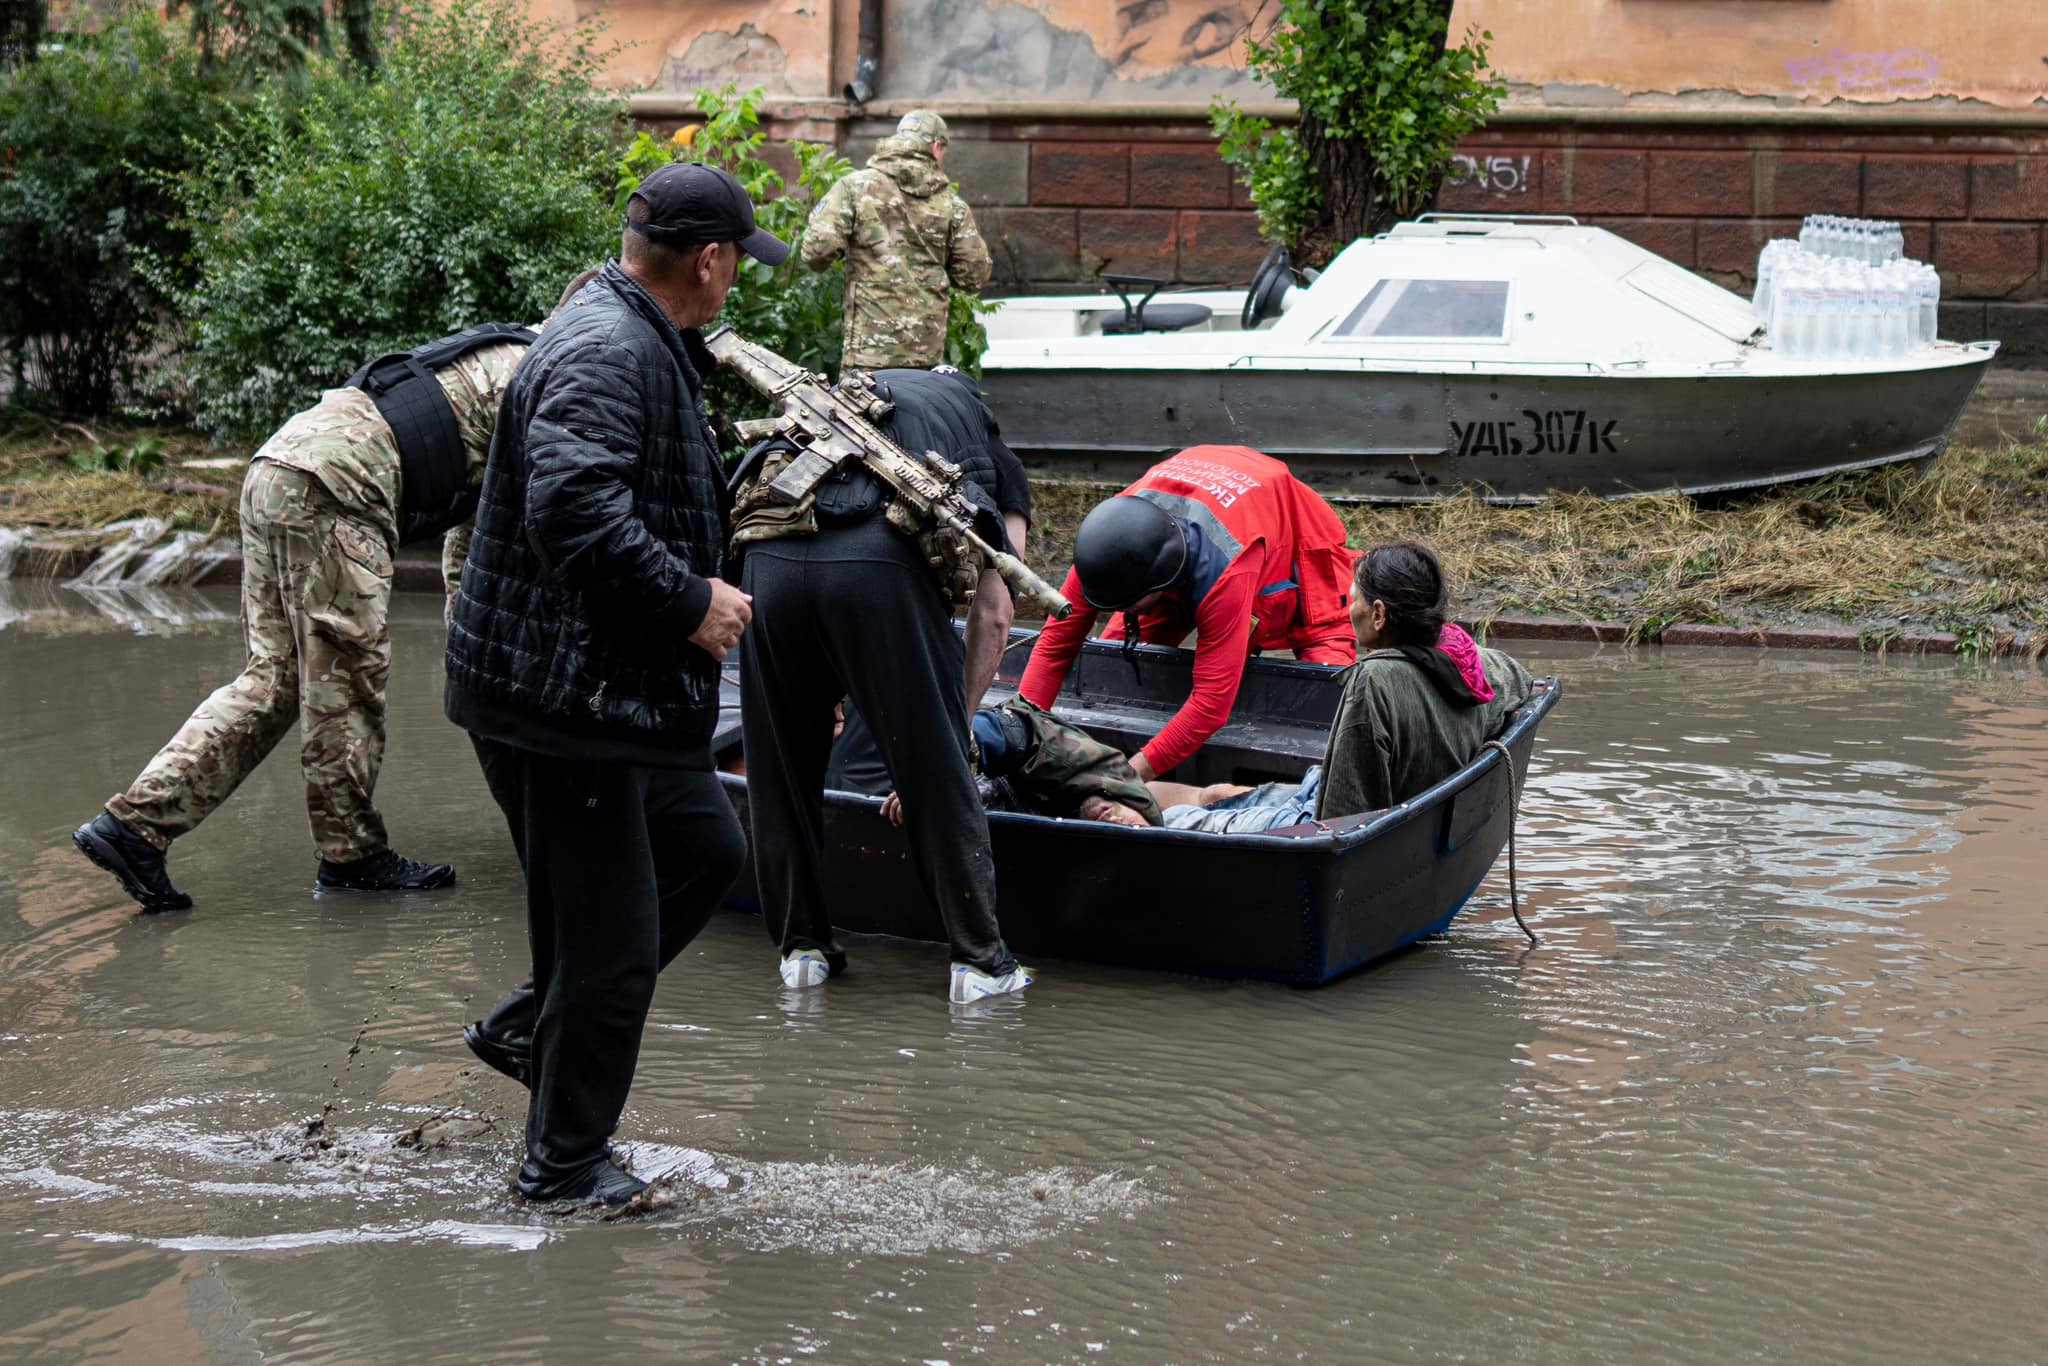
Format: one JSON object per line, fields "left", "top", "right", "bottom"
{"left": 106, "top": 460, "right": 395, "bottom": 861}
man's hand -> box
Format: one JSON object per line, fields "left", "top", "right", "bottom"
{"left": 688, "top": 579, "right": 754, "bottom": 661}
{"left": 1128, "top": 751, "right": 1157, "bottom": 783}
{"left": 881, "top": 791, "right": 905, "bottom": 827}
{"left": 1077, "top": 796, "right": 1148, "bottom": 828}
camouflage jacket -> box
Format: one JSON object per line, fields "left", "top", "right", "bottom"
{"left": 802, "top": 134, "right": 993, "bottom": 371}
{"left": 995, "top": 697, "right": 1163, "bottom": 825}
{"left": 248, "top": 337, "right": 534, "bottom": 604}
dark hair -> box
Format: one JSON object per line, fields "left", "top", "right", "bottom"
{"left": 1355, "top": 541, "right": 1447, "bottom": 647}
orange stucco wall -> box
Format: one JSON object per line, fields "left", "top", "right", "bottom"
{"left": 565, "top": 0, "right": 2046, "bottom": 112}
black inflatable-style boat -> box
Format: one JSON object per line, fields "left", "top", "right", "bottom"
{"left": 713, "top": 633, "right": 1561, "bottom": 985}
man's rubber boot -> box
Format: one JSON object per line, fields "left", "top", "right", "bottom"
{"left": 463, "top": 1022, "right": 532, "bottom": 1088}
{"left": 517, "top": 1154, "right": 648, "bottom": 1208}
{"left": 315, "top": 848, "right": 456, "bottom": 892}
{"left": 72, "top": 811, "right": 192, "bottom": 913}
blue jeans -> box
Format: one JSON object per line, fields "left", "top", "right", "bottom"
{"left": 1161, "top": 765, "right": 1324, "bottom": 834}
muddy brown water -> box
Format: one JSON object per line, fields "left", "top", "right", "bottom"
{"left": 2, "top": 583, "right": 2044, "bottom": 1364}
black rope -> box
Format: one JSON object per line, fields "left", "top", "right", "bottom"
{"left": 1119, "top": 610, "right": 1143, "bottom": 685}
{"left": 1484, "top": 738, "right": 1537, "bottom": 946}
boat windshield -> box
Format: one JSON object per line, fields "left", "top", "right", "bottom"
{"left": 1333, "top": 279, "right": 1509, "bottom": 339}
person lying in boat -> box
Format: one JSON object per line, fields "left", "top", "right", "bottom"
{"left": 867, "top": 696, "right": 1249, "bottom": 829}
{"left": 1158, "top": 541, "right": 1535, "bottom": 834}
{"left": 1016, "top": 445, "right": 1360, "bottom": 783}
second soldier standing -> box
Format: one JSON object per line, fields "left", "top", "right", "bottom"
{"left": 802, "top": 110, "right": 991, "bottom": 374}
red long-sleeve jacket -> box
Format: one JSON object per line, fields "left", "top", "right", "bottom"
{"left": 1018, "top": 446, "right": 1358, "bottom": 775}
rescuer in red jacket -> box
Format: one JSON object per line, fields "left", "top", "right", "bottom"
{"left": 1017, "top": 445, "right": 1358, "bottom": 780}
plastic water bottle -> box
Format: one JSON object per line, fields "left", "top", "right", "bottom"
{"left": 1753, "top": 239, "right": 1797, "bottom": 324}
{"left": 1913, "top": 262, "right": 1941, "bottom": 346}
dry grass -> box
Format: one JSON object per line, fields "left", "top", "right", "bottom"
{"left": 1028, "top": 442, "right": 2048, "bottom": 653}
{"left": 1, "top": 414, "right": 235, "bottom": 540}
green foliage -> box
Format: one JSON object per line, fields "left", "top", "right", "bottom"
{"left": 164, "top": 0, "right": 622, "bottom": 442}
{"left": 1207, "top": 104, "right": 1315, "bottom": 255}
{"left": 0, "top": 10, "right": 237, "bottom": 415}
{"left": 1210, "top": 0, "right": 1504, "bottom": 254}
{"left": 167, "top": 0, "right": 328, "bottom": 72}
{"left": 67, "top": 434, "right": 167, "bottom": 476}
{"left": 615, "top": 85, "right": 854, "bottom": 425}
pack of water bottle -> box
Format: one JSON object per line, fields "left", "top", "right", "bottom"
{"left": 1752, "top": 216, "right": 1940, "bottom": 360}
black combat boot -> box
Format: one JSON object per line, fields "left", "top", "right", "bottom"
{"left": 315, "top": 848, "right": 457, "bottom": 892}
{"left": 72, "top": 811, "right": 192, "bottom": 913}
{"left": 517, "top": 1152, "right": 649, "bottom": 1208}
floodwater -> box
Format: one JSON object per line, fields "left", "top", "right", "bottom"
{"left": 2, "top": 582, "right": 2045, "bottom": 1365}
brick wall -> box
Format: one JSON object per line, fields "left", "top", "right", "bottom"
{"left": 738, "top": 111, "right": 2048, "bottom": 364}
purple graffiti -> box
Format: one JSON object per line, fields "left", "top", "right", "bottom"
{"left": 1785, "top": 46, "right": 1940, "bottom": 98}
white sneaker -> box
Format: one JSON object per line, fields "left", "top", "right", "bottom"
{"left": 948, "top": 961, "right": 1036, "bottom": 1004}
{"left": 779, "top": 949, "right": 832, "bottom": 988}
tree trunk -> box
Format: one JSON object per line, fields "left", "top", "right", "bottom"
{"left": 1296, "top": 114, "right": 1386, "bottom": 268}
{"left": 336, "top": 0, "right": 378, "bottom": 72}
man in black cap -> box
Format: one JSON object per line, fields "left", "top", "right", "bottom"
{"left": 445, "top": 163, "right": 785, "bottom": 1207}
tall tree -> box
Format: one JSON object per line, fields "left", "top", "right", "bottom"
{"left": 1213, "top": 0, "right": 1503, "bottom": 266}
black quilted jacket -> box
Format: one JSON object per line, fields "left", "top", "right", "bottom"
{"left": 445, "top": 261, "right": 731, "bottom": 764}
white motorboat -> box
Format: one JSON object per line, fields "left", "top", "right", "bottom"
{"left": 976, "top": 214, "right": 1998, "bottom": 502}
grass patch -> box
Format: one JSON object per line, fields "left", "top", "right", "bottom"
{"left": 1026, "top": 442, "right": 2048, "bottom": 653}
{"left": 1, "top": 413, "right": 235, "bottom": 538}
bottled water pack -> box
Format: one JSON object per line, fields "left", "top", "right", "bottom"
{"left": 1753, "top": 217, "right": 1939, "bottom": 359}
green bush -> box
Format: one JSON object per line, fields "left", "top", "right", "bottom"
{"left": 166, "top": 0, "right": 622, "bottom": 442}
{"left": 0, "top": 11, "right": 237, "bottom": 414}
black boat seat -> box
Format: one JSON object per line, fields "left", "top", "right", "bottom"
{"left": 1096, "top": 273, "right": 1214, "bottom": 335}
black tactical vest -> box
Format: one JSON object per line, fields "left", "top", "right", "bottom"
{"left": 345, "top": 323, "right": 537, "bottom": 545}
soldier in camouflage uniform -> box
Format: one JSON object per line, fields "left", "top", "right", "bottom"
{"left": 802, "top": 109, "right": 993, "bottom": 373}
{"left": 71, "top": 327, "right": 543, "bottom": 912}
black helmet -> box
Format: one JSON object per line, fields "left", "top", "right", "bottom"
{"left": 1073, "top": 496, "right": 1186, "bottom": 610}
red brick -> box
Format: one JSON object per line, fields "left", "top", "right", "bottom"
{"left": 1862, "top": 155, "right": 1968, "bottom": 219}
{"left": 1435, "top": 149, "right": 1542, "bottom": 213}
{"left": 1130, "top": 143, "right": 1230, "bottom": 209}
{"left": 1933, "top": 222, "right": 2042, "bottom": 298}
{"left": 1970, "top": 157, "right": 2048, "bottom": 221}
{"left": 1031, "top": 143, "right": 1129, "bottom": 207}
{"left": 1567, "top": 150, "right": 1648, "bottom": 215}
{"left": 1538, "top": 149, "right": 1570, "bottom": 213}
{"left": 1176, "top": 210, "right": 1269, "bottom": 283}
{"left": 978, "top": 207, "right": 1082, "bottom": 285}
{"left": 1763, "top": 152, "right": 1862, "bottom": 218}
{"left": 1647, "top": 151, "right": 1752, "bottom": 217}
{"left": 1594, "top": 217, "right": 1697, "bottom": 268}
{"left": 1695, "top": 218, "right": 1801, "bottom": 282}
{"left": 1079, "top": 209, "right": 1179, "bottom": 279}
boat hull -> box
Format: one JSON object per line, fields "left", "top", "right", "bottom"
{"left": 979, "top": 358, "right": 1993, "bottom": 502}
{"left": 714, "top": 638, "right": 1562, "bottom": 985}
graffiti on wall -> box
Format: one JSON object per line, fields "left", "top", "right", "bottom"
{"left": 1447, "top": 154, "right": 1533, "bottom": 196}
{"left": 885, "top": 0, "right": 1269, "bottom": 100}
{"left": 1784, "top": 46, "right": 1941, "bottom": 98}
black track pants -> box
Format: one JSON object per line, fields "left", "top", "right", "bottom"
{"left": 738, "top": 515, "right": 1015, "bottom": 976}
{"left": 469, "top": 735, "right": 746, "bottom": 1197}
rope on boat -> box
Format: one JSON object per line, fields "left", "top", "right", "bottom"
{"left": 1484, "top": 738, "right": 1538, "bottom": 946}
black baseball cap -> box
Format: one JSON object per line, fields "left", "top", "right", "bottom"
{"left": 627, "top": 163, "right": 790, "bottom": 266}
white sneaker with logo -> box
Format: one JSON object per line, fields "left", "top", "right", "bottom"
{"left": 779, "top": 949, "right": 832, "bottom": 989}
{"left": 948, "top": 962, "right": 1036, "bottom": 1004}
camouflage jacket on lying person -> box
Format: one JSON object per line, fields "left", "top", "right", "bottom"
{"left": 974, "top": 697, "right": 1161, "bottom": 826}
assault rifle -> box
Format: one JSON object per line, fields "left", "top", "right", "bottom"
{"left": 705, "top": 327, "right": 1072, "bottom": 620}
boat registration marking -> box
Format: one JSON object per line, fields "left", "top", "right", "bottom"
{"left": 1450, "top": 409, "right": 1619, "bottom": 459}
